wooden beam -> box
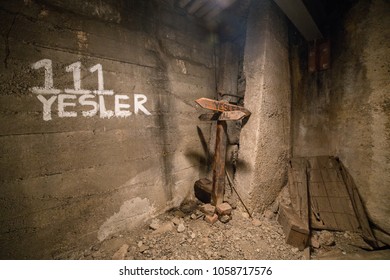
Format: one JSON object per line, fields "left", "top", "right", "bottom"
{"left": 212, "top": 120, "right": 227, "bottom": 206}
{"left": 195, "top": 97, "right": 251, "bottom": 116}
{"left": 278, "top": 204, "right": 310, "bottom": 250}
{"left": 338, "top": 158, "right": 379, "bottom": 248}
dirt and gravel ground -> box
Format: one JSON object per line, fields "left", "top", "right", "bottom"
{"left": 60, "top": 189, "right": 378, "bottom": 260}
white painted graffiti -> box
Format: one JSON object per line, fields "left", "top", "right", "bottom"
{"left": 30, "top": 59, "right": 151, "bottom": 121}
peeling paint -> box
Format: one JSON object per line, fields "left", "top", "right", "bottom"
{"left": 97, "top": 197, "right": 156, "bottom": 241}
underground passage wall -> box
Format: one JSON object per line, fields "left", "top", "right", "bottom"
{"left": 291, "top": 0, "right": 390, "bottom": 237}
{"left": 0, "top": 0, "right": 216, "bottom": 259}
{"left": 235, "top": 0, "right": 291, "bottom": 212}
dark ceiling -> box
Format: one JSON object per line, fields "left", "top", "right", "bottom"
{"left": 176, "top": 0, "right": 358, "bottom": 41}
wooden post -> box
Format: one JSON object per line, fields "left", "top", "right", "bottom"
{"left": 212, "top": 120, "right": 227, "bottom": 206}
{"left": 195, "top": 97, "right": 251, "bottom": 206}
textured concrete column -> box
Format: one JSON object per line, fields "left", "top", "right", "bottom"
{"left": 235, "top": 0, "right": 291, "bottom": 213}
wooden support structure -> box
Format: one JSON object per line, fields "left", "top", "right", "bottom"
{"left": 212, "top": 121, "right": 227, "bottom": 205}
{"left": 195, "top": 97, "right": 251, "bottom": 206}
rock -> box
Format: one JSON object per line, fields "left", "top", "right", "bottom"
{"left": 269, "top": 201, "right": 279, "bottom": 213}
{"left": 173, "top": 209, "right": 186, "bottom": 218}
{"left": 172, "top": 217, "right": 182, "bottom": 226}
{"left": 263, "top": 210, "right": 275, "bottom": 220}
{"left": 241, "top": 212, "right": 250, "bottom": 219}
{"left": 216, "top": 203, "right": 232, "bottom": 215}
{"left": 291, "top": 247, "right": 299, "bottom": 253}
{"left": 90, "top": 244, "right": 100, "bottom": 251}
{"left": 191, "top": 233, "right": 196, "bottom": 239}
{"left": 252, "top": 218, "right": 262, "bottom": 227}
{"left": 112, "top": 244, "right": 129, "bottom": 260}
{"left": 200, "top": 204, "right": 216, "bottom": 216}
{"left": 219, "top": 215, "right": 231, "bottom": 223}
{"left": 149, "top": 219, "right": 160, "bottom": 230}
{"left": 204, "top": 214, "right": 218, "bottom": 224}
{"left": 92, "top": 251, "right": 102, "bottom": 259}
{"left": 318, "top": 230, "right": 335, "bottom": 246}
{"left": 190, "top": 213, "right": 197, "bottom": 219}
{"left": 152, "top": 222, "right": 174, "bottom": 235}
{"left": 177, "top": 223, "right": 186, "bottom": 233}
{"left": 310, "top": 235, "right": 320, "bottom": 248}
{"left": 139, "top": 245, "right": 149, "bottom": 253}
{"left": 83, "top": 249, "right": 91, "bottom": 258}
{"left": 137, "top": 241, "right": 143, "bottom": 247}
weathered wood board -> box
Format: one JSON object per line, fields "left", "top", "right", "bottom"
{"left": 338, "top": 159, "right": 379, "bottom": 248}
{"left": 278, "top": 204, "right": 310, "bottom": 250}
{"left": 288, "top": 158, "right": 309, "bottom": 224}
{"left": 307, "top": 156, "right": 360, "bottom": 232}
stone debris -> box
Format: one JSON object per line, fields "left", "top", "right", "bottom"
{"left": 149, "top": 219, "right": 160, "bottom": 230}
{"left": 171, "top": 217, "right": 182, "bottom": 226}
{"left": 263, "top": 210, "right": 275, "bottom": 220}
{"left": 219, "top": 215, "right": 231, "bottom": 223}
{"left": 69, "top": 199, "right": 375, "bottom": 261}
{"left": 310, "top": 235, "right": 320, "bottom": 248}
{"left": 216, "top": 202, "right": 232, "bottom": 216}
{"left": 204, "top": 214, "right": 218, "bottom": 224}
{"left": 200, "top": 204, "right": 216, "bottom": 216}
{"left": 252, "top": 218, "right": 262, "bottom": 227}
{"left": 241, "top": 212, "right": 250, "bottom": 219}
{"left": 318, "top": 230, "right": 335, "bottom": 246}
{"left": 177, "top": 223, "right": 186, "bottom": 233}
{"left": 152, "top": 221, "right": 174, "bottom": 235}
{"left": 112, "top": 244, "right": 129, "bottom": 260}
{"left": 139, "top": 245, "right": 149, "bottom": 253}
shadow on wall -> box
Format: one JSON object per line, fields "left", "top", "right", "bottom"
{"left": 185, "top": 125, "right": 251, "bottom": 181}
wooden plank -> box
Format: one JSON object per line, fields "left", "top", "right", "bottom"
{"left": 195, "top": 98, "right": 251, "bottom": 116}
{"left": 288, "top": 158, "right": 309, "bottom": 223}
{"left": 278, "top": 204, "right": 309, "bottom": 250}
{"left": 372, "top": 228, "right": 390, "bottom": 246}
{"left": 219, "top": 111, "right": 246, "bottom": 121}
{"left": 317, "top": 249, "right": 390, "bottom": 260}
{"left": 212, "top": 121, "right": 227, "bottom": 206}
{"left": 337, "top": 158, "right": 379, "bottom": 248}
{"left": 308, "top": 156, "right": 360, "bottom": 232}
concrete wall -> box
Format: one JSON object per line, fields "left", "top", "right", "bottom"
{"left": 292, "top": 0, "right": 390, "bottom": 234}
{"left": 0, "top": 0, "right": 216, "bottom": 259}
{"left": 235, "top": 0, "right": 291, "bottom": 213}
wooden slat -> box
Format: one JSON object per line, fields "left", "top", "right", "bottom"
{"left": 338, "top": 158, "right": 379, "bottom": 248}
{"left": 308, "top": 156, "right": 360, "bottom": 232}
{"left": 212, "top": 121, "right": 227, "bottom": 206}
{"left": 288, "top": 158, "right": 309, "bottom": 223}
{"left": 195, "top": 97, "right": 251, "bottom": 116}
{"left": 278, "top": 204, "right": 309, "bottom": 250}
{"left": 219, "top": 111, "right": 246, "bottom": 121}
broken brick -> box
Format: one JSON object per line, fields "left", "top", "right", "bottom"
{"left": 216, "top": 202, "right": 232, "bottom": 215}
{"left": 204, "top": 214, "right": 218, "bottom": 224}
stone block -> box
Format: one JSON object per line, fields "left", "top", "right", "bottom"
{"left": 216, "top": 202, "right": 232, "bottom": 215}
{"left": 200, "top": 203, "right": 215, "bottom": 216}
{"left": 278, "top": 204, "right": 309, "bottom": 250}
{"left": 204, "top": 214, "right": 218, "bottom": 224}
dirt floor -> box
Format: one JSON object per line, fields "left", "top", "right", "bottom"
{"left": 58, "top": 194, "right": 388, "bottom": 260}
